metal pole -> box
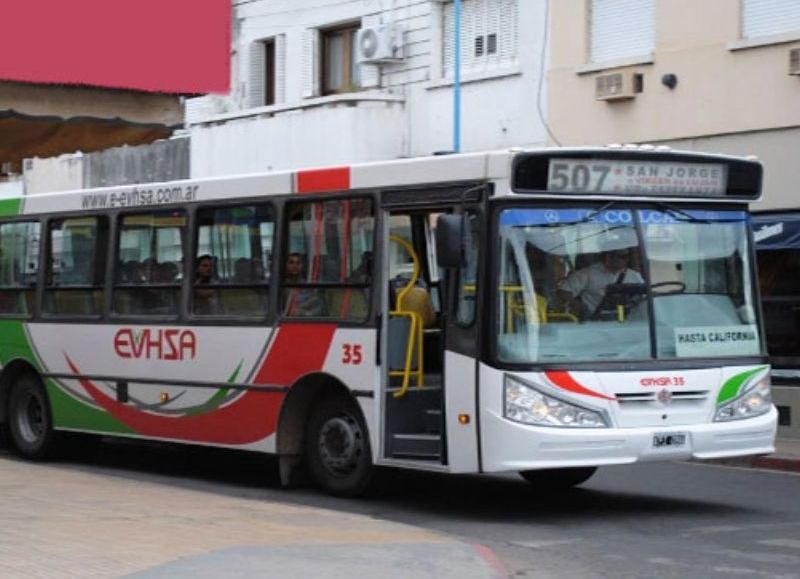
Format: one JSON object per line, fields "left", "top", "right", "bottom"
{"left": 453, "top": 0, "right": 461, "bottom": 153}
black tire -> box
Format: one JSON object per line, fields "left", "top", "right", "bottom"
{"left": 305, "top": 394, "right": 373, "bottom": 497}
{"left": 519, "top": 467, "right": 597, "bottom": 489}
{"left": 7, "top": 373, "right": 57, "bottom": 460}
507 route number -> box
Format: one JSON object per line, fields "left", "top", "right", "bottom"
{"left": 548, "top": 161, "right": 611, "bottom": 192}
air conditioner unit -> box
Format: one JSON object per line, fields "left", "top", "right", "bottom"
{"left": 356, "top": 24, "right": 403, "bottom": 64}
{"left": 789, "top": 48, "right": 800, "bottom": 75}
{"left": 595, "top": 72, "right": 638, "bottom": 101}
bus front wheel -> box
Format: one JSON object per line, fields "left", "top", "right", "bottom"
{"left": 305, "top": 394, "right": 373, "bottom": 497}
{"left": 7, "top": 373, "right": 57, "bottom": 460}
{"left": 518, "top": 467, "right": 597, "bottom": 489}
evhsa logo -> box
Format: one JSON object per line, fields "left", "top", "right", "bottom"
{"left": 114, "top": 328, "right": 197, "bottom": 360}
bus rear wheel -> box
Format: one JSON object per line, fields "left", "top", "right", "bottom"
{"left": 305, "top": 394, "right": 373, "bottom": 497}
{"left": 518, "top": 467, "right": 597, "bottom": 489}
{"left": 7, "top": 373, "right": 57, "bottom": 460}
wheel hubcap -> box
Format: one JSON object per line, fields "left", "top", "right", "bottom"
{"left": 17, "top": 391, "right": 44, "bottom": 444}
{"left": 318, "top": 414, "right": 364, "bottom": 476}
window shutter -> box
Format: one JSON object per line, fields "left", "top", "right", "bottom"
{"left": 442, "top": 0, "right": 518, "bottom": 75}
{"left": 743, "top": 0, "right": 800, "bottom": 39}
{"left": 590, "top": 0, "right": 655, "bottom": 63}
{"left": 248, "top": 42, "right": 265, "bottom": 108}
{"left": 460, "top": 0, "right": 478, "bottom": 70}
{"left": 302, "top": 28, "right": 321, "bottom": 98}
{"left": 497, "top": 0, "right": 517, "bottom": 62}
{"left": 443, "top": 4, "right": 455, "bottom": 75}
{"left": 360, "top": 63, "right": 380, "bottom": 89}
{"left": 359, "top": 16, "right": 380, "bottom": 88}
{"left": 275, "top": 34, "right": 287, "bottom": 104}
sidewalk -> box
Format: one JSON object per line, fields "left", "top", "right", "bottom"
{"left": 709, "top": 437, "right": 800, "bottom": 473}
{"left": 0, "top": 457, "right": 508, "bottom": 579}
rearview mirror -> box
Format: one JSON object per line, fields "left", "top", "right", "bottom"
{"left": 436, "top": 214, "right": 465, "bottom": 268}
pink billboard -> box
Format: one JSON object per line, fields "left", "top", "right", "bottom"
{"left": 1, "top": 0, "right": 230, "bottom": 94}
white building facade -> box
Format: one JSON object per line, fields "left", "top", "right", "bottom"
{"left": 185, "top": 0, "right": 549, "bottom": 178}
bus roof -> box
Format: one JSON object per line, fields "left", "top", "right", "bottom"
{"left": 7, "top": 146, "right": 761, "bottom": 217}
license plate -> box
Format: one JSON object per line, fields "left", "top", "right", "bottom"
{"left": 652, "top": 432, "right": 687, "bottom": 448}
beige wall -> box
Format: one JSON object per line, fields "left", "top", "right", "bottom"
{"left": 657, "top": 127, "right": 800, "bottom": 212}
{"left": 548, "top": 0, "right": 800, "bottom": 210}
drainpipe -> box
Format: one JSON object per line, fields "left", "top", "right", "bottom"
{"left": 453, "top": 0, "right": 461, "bottom": 153}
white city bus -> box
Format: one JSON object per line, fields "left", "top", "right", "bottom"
{"left": 0, "top": 146, "right": 776, "bottom": 495}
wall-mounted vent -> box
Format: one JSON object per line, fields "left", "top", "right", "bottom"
{"left": 789, "top": 48, "right": 800, "bottom": 75}
{"left": 595, "top": 72, "right": 642, "bottom": 101}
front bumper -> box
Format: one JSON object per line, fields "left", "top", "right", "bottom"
{"left": 480, "top": 404, "right": 778, "bottom": 473}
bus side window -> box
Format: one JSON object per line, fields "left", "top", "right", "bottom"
{"left": 283, "top": 198, "right": 374, "bottom": 322}
{"left": 0, "top": 221, "right": 39, "bottom": 316}
{"left": 113, "top": 210, "right": 186, "bottom": 317}
{"left": 194, "top": 203, "right": 273, "bottom": 318}
{"left": 455, "top": 211, "right": 479, "bottom": 326}
{"left": 44, "top": 216, "right": 107, "bottom": 316}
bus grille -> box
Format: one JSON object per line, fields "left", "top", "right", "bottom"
{"left": 615, "top": 390, "right": 709, "bottom": 403}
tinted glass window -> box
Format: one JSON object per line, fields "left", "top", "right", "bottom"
{"left": 114, "top": 211, "right": 186, "bottom": 316}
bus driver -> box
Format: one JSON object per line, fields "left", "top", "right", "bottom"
{"left": 558, "top": 244, "right": 644, "bottom": 321}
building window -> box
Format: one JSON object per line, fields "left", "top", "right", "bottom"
{"left": 442, "top": 0, "right": 518, "bottom": 76}
{"left": 590, "top": 0, "right": 655, "bottom": 63}
{"left": 264, "top": 39, "right": 276, "bottom": 105}
{"left": 249, "top": 35, "right": 285, "bottom": 108}
{"left": 322, "top": 24, "right": 361, "bottom": 95}
{"left": 742, "top": 0, "right": 800, "bottom": 39}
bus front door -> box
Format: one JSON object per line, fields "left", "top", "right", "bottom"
{"left": 382, "top": 209, "right": 446, "bottom": 463}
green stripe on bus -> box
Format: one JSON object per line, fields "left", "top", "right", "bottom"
{"left": 0, "top": 198, "right": 21, "bottom": 217}
{"left": 47, "top": 379, "right": 135, "bottom": 434}
{"left": 184, "top": 360, "right": 243, "bottom": 417}
{"left": 0, "top": 320, "right": 132, "bottom": 434}
{"left": 717, "top": 366, "right": 767, "bottom": 405}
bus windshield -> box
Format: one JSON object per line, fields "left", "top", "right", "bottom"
{"left": 496, "top": 206, "right": 763, "bottom": 363}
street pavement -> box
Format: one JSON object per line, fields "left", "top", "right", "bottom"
{"left": 0, "top": 455, "right": 507, "bottom": 579}
{"left": 0, "top": 438, "right": 797, "bottom": 579}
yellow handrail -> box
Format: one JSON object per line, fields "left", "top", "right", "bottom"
{"left": 388, "top": 235, "right": 424, "bottom": 398}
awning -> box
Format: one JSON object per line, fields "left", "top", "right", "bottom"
{"left": 0, "top": 81, "right": 182, "bottom": 173}
{"left": 753, "top": 212, "right": 800, "bottom": 250}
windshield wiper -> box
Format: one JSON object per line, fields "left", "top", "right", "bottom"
{"left": 655, "top": 202, "right": 744, "bottom": 224}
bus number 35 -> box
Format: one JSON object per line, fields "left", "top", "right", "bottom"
{"left": 342, "top": 344, "right": 363, "bottom": 365}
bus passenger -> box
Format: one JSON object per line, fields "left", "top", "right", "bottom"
{"left": 194, "top": 254, "right": 220, "bottom": 314}
{"left": 284, "top": 252, "right": 325, "bottom": 316}
{"left": 558, "top": 245, "right": 643, "bottom": 321}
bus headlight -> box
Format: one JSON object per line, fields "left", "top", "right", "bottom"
{"left": 504, "top": 376, "right": 608, "bottom": 428}
{"left": 714, "top": 375, "right": 772, "bottom": 422}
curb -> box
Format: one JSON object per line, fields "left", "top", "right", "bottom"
{"left": 707, "top": 455, "right": 800, "bottom": 473}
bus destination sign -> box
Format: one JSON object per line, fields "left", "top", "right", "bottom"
{"left": 547, "top": 159, "right": 728, "bottom": 196}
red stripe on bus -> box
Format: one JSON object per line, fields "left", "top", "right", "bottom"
{"left": 252, "top": 323, "right": 337, "bottom": 385}
{"left": 544, "top": 370, "right": 617, "bottom": 401}
{"left": 296, "top": 166, "right": 350, "bottom": 193}
{"left": 64, "top": 323, "right": 338, "bottom": 445}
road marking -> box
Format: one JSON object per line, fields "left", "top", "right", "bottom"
{"left": 513, "top": 539, "right": 579, "bottom": 549}
{"left": 757, "top": 538, "right": 800, "bottom": 549}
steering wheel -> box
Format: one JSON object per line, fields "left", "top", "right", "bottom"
{"left": 592, "top": 283, "right": 646, "bottom": 320}
{"left": 650, "top": 281, "right": 686, "bottom": 295}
